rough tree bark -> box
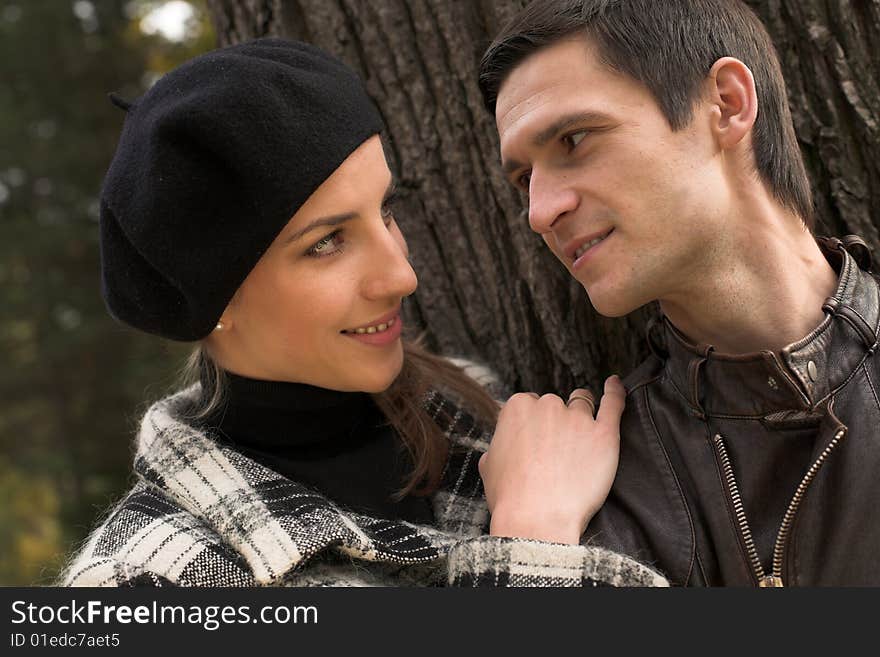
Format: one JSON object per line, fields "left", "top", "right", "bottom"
{"left": 205, "top": 0, "right": 880, "bottom": 395}
{"left": 747, "top": 1, "right": 880, "bottom": 242}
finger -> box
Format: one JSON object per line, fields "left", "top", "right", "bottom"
{"left": 539, "top": 393, "right": 567, "bottom": 409}
{"left": 505, "top": 391, "right": 540, "bottom": 404}
{"left": 595, "top": 375, "right": 626, "bottom": 428}
{"left": 478, "top": 452, "right": 488, "bottom": 476}
{"left": 499, "top": 392, "right": 540, "bottom": 421}
{"left": 566, "top": 387, "right": 595, "bottom": 404}
{"left": 566, "top": 387, "right": 596, "bottom": 414}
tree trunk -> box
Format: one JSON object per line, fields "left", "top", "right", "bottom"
{"left": 205, "top": 0, "right": 880, "bottom": 394}
{"left": 746, "top": 1, "right": 880, "bottom": 242}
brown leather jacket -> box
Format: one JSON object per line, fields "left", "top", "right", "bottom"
{"left": 585, "top": 236, "right": 880, "bottom": 586}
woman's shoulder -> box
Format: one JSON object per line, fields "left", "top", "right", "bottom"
{"left": 61, "top": 481, "right": 254, "bottom": 587}
{"left": 65, "top": 387, "right": 471, "bottom": 587}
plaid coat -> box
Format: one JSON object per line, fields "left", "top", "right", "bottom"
{"left": 62, "top": 385, "right": 668, "bottom": 587}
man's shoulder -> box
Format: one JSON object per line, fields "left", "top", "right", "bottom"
{"left": 617, "top": 353, "right": 675, "bottom": 444}
{"left": 621, "top": 353, "right": 665, "bottom": 398}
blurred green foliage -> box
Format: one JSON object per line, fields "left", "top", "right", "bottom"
{"left": 0, "top": 0, "right": 215, "bottom": 585}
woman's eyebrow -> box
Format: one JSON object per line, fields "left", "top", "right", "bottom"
{"left": 383, "top": 179, "right": 397, "bottom": 201}
{"left": 283, "top": 212, "right": 355, "bottom": 245}
{"left": 283, "top": 180, "right": 397, "bottom": 245}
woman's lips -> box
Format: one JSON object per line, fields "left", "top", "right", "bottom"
{"left": 341, "top": 314, "right": 403, "bottom": 346}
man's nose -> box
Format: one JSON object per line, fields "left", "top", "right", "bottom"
{"left": 361, "top": 226, "right": 418, "bottom": 301}
{"left": 527, "top": 169, "right": 579, "bottom": 235}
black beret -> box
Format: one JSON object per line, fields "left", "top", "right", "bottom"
{"left": 99, "top": 38, "right": 384, "bottom": 341}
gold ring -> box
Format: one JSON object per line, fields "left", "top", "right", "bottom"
{"left": 566, "top": 393, "right": 596, "bottom": 412}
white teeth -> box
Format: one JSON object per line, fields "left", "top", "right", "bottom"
{"left": 346, "top": 317, "right": 396, "bottom": 335}
{"left": 574, "top": 234, "right": 608, "bottom": 260}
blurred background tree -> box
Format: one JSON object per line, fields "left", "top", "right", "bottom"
{"left": 0, "top": 0, "right": 214, "bottom": 585}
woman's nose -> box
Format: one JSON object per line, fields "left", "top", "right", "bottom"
{"left": 361, "top": 224, "right": 418, "bottom": 301}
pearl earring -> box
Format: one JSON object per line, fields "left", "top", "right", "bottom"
{"left": 214, "top": 321, "right": 225, "bottom": 331}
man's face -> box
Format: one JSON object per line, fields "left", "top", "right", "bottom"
{"left": 495, "top": 37, "right": 729, "bottom": 317}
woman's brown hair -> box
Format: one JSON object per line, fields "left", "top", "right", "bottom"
{"left": 180, "top": 340, "right": 500, "bottom": 498}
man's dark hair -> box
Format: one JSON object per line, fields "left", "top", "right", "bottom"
{"left": 479, "top": 0, "right": 814, "bottom": 227}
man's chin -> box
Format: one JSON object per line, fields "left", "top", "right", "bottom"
{"left": 585, "top": 287, "right": 640, "bottom": 318}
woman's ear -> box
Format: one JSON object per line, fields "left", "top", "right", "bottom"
{"left": 705, "top": 57, "right": 758, "bottom": 150}
{"left": 212, "top": 298, "right": 236, "bottom": 334}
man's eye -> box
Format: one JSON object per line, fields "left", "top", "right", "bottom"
{"left": 563, "top": 130, "right": 588, "bottom": 150}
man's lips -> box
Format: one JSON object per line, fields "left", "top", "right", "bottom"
{"left": 563, "top": 228, "right": 614, "bottom": 262}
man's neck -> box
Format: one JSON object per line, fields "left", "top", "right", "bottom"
{"left": 659, "top": 215, "right": 838, "bottom": 355}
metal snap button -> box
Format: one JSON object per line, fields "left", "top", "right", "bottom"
{"left": 807, "top": 360, "right": 818, "bottom": 382}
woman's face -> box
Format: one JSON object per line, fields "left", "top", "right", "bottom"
{"left": 209, "top": 135, "right": 418, "bottom": 392}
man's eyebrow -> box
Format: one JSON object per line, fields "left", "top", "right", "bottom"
{"left": 502, "top": 157, "right": 525, "bottom": 176}
{"left": 502, "top": 112, "right": 610, "bottom": 176}
{"left": 533, "top": 111, "right": 609, "bottom": 147}
{"left": 283, "top": 180, "right": 397, "bottom": 245}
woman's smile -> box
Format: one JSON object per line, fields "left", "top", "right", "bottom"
{"left": 341, "top": 312, "right": 403, "bottom": 346}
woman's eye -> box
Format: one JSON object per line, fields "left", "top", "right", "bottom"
{"left": 381, "top": 192, "right": 398, "bottom": 224}
{"left": 517, "top": 172, "right": 531, "bottom": 193}
{"left": 381, "top": 204, "right": 395, "bottom": 225}
{"left": 307, "top": 230, "right": 344, "bottom": 257}
{"left": 563, "top": 130, "right": 588, "bottom": 150}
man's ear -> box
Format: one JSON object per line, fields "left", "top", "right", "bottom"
{"left": 705, "top": 57, "right": 758, "bottom": 150}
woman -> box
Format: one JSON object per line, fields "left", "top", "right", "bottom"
{"left": 62, "top": 38, "right": 666, "bottom": 587}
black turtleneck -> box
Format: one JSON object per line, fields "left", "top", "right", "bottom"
{"left": 200, "top": 372, "right": 434, "bottom": 525}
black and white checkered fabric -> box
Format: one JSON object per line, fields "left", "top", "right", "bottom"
{"left": 62, "top": 384, "right": 668, "bottom": 587}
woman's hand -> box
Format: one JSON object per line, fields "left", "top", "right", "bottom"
{"left": 479, "top": 375, "right": 625, "bottom": 545}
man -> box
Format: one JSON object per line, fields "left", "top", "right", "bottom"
{"left": 478, "top": 0, "right": 880, "bottom": 585}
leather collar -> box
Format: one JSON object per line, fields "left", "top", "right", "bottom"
{"left": 656, "top": 236, "right": 880, "bottom": 418}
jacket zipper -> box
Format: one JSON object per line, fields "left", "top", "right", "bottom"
{"left": 712, "top": 428, "right": 846, "bottom": 587}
